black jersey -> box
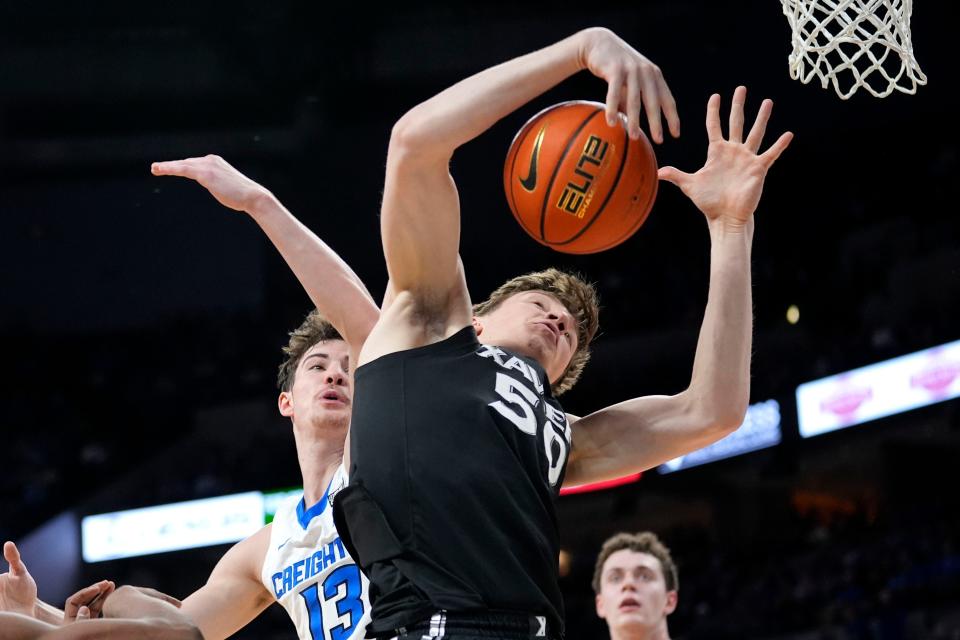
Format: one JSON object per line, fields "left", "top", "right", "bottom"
{"left": 333, "top": 326, "right": 571, "bottom": 638}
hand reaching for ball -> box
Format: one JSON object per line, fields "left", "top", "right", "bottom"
{"left": 659, "top": 86, "right": 793, "bottom": 229}
{"left": 577, "top": 27, "right": 681, "bottom": 144}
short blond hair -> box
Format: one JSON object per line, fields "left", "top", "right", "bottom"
{"left": 277, "top": 310, "right": 343, "bottom": 391}
{"left": 592, "top": 531, "right": 678, "bottom": 594}
{"left": 473, "top": 268, "right": 599, "bottom": 396}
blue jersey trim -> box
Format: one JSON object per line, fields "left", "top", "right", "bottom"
{"left": 296, "top": 474, "right": 335, "bottom": 530}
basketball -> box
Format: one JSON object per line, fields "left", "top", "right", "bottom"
{"left": 503, "top": 101, "right": 658, "bottom": 254}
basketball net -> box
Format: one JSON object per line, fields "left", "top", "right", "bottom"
{"left": 780, "top": 0, "right": 927, "bottom": 99}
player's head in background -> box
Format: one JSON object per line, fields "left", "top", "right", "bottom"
{"left": 277, "top": 310, "right": 351, "bottom": 434}
{"left": 593, "top": 531, "right": 678, "bottom": 640}
{"left": 472, "top": 268, "right": 599, "bottom": 396}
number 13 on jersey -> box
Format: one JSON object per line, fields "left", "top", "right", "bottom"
{"left": 299, "top": 564, "right": 365, "bottom": 640}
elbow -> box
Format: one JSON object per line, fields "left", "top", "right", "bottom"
{"left": 711, "top": 405, "right": 747, "bottom": 436}
{"left": 705, "top": 398, "right": 748, "bottom": 437}
{"left": 684, "top": 391, "right": 747, "bottom": 439}
{"left": 690, "top": 411, "right": 743, "bottom": 444}
{"left": 389, "top": 109, "right": 431, "bottom": 156}
{"left": 389, "top": 108, "right": 452, "bottom": 165}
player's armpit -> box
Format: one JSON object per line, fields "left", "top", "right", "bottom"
{"left": 563, "top": 392, "right": 735, "bottom": 486}
{"left": 180, "top": 526, "right": 273, "bottom": 640}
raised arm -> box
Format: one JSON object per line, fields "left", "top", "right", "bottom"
{"left": 178, "top": 524, "right": 273, "bottom": 640}
{"left": 150, "top": 155, "right": 378, "bottom": 362}
{"left": 379, "top": 28, "right": 678, "bottom": 318}
{"left": 565, "top": 86, "right": 793, "bottom": 486}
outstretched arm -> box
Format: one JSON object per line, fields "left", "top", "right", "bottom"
{"left": 565, "top": 86, "right": 793, "bottom": 486}
{"left": 0, "top": 587, "right": 202, "bottom": 640}
{"left": 178, "top": 524, "right": 274, "bottom": 640}
{"left": 378, "top": 28, "right": 678, "bottom": 322}
{"left": 150, "top": 155, "right": 379, "bottom": 362}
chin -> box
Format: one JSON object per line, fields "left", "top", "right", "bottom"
{"left": 311, "top": 411, "right": 350, "bottom": 431}
{"left": 614, "top": 615, "right": 652, "bottom": 632}
{"left": 523, "top": 335, "right": 555, "bottom": 364}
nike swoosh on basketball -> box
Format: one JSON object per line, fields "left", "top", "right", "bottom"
{"left": 519, "top": 126, "right": 546, "bottom": 192}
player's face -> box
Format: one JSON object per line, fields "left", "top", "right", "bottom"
{"left": 278, "top": 339, "right": 352, "bottom": 432}
{"left": 595, "top": 550, "right": 677, "bottom": 634}
{"left": 474, "top": 290, "right": 578, "bottom": 384}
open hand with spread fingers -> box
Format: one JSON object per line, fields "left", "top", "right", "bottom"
{"left": 658, "top": 86, "right": 793, "bottom": 230}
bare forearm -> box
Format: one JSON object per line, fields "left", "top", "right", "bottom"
{"left": 391, "top": 30, "right": 588, "bottom": 158}
{"left": 68, "top": 619, "right": 201, "bottom": 640}
{"left": 180, "top": 585, "right": 270, "bottom": 640}
{"left": 246, "top": 193, "right": 378, "bottom": 347}
{"left": 33, "top": 600, "right": 62, "bottom": 625}
{"left": 102, "top": 587, "right": 190, "bottom": 626}
{"left": 686, "top": 219, "right": 754, "bottom": 428}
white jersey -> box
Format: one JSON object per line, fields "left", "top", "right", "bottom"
{"left": 261, "top": 464, "right": 371, "bottom": 640}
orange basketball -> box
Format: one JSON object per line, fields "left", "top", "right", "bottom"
{"left": 503, "top": 101, "right": 658, "bottom": 254}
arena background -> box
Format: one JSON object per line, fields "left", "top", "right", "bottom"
{"left": 1, "top": 1, "right": 958, "bottom": 638}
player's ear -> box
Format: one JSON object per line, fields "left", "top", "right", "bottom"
{"left": 278, "top": 391, "right": 294, "bottom": 418}
{"left": 472, "top": 316, "right": 484, "bottom": 336}
{"left": 664, "top": 590, "right": 678, "bottom": 615}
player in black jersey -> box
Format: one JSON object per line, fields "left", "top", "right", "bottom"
{"left": 332, "top": 26, "right": 792, "bottom": 639}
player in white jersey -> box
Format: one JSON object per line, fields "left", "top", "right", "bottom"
{"left": 2, "top": 159, "right": 380, "bottom": 639}
{"left": 2, "top": 313, "right": 372, "bottom": 640}
{"left": 148, "top": 157, "right": 381, "bottom": 637}
{"left": 262, "top": 464, "right": 364, "bottom": 638}
{"left": 172, "top": 311, "right": 374, "bottom": 639}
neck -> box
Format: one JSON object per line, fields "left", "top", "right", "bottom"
{"left": 610, "top": 621, "right": 670, "bottom": 640}
{"left": 293, "top": 421, "right": 346, "bottom": 506}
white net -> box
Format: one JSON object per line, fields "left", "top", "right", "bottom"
{"left": 780, "top": 0, "right": 927, "bottom": 99}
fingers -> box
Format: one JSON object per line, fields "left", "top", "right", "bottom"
{"left": 85, "top": 582, "right": 114, "bottom": 619}
{"left": 728, "top": 85, "right": 746, "bottom": 143}
{"left": 657, "top": 166, "right": 691, "bottom": 188}
{"left": 661, "top": 80, "right": 681, "bottom": 139}
{"left": 760, "top": 131, "right": 794, "bottom": 166}
{"left": 150, "top": 155, "right": 223, "bottom": 178}
{"left": 745, "top": 98, "right": 773, "bottom": 152}
{"left": 64, "top": 581, "right": 113, "bottom": 620}
{"left": 3, "top": 542, "right": 25, "bottom": 577}
{"left": 151, "top": 159, "right": 197, "bottom": 178}
{"left": 64, "top": 584, "right": 101, "bottom": 618}
{"left": 705, "top": 93, "right": 723, "bottom": 142}
{"left": 640, "top": 74, "right": 663, "bottom": 144}
{"left": 605, "top": 72, "right": 624, "bottom": 128}
{"left": 624, "top": 70, "right": 644, "bottom": 141}
{"left": 76, "top": 606, "right": 90, "bottom": 621}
